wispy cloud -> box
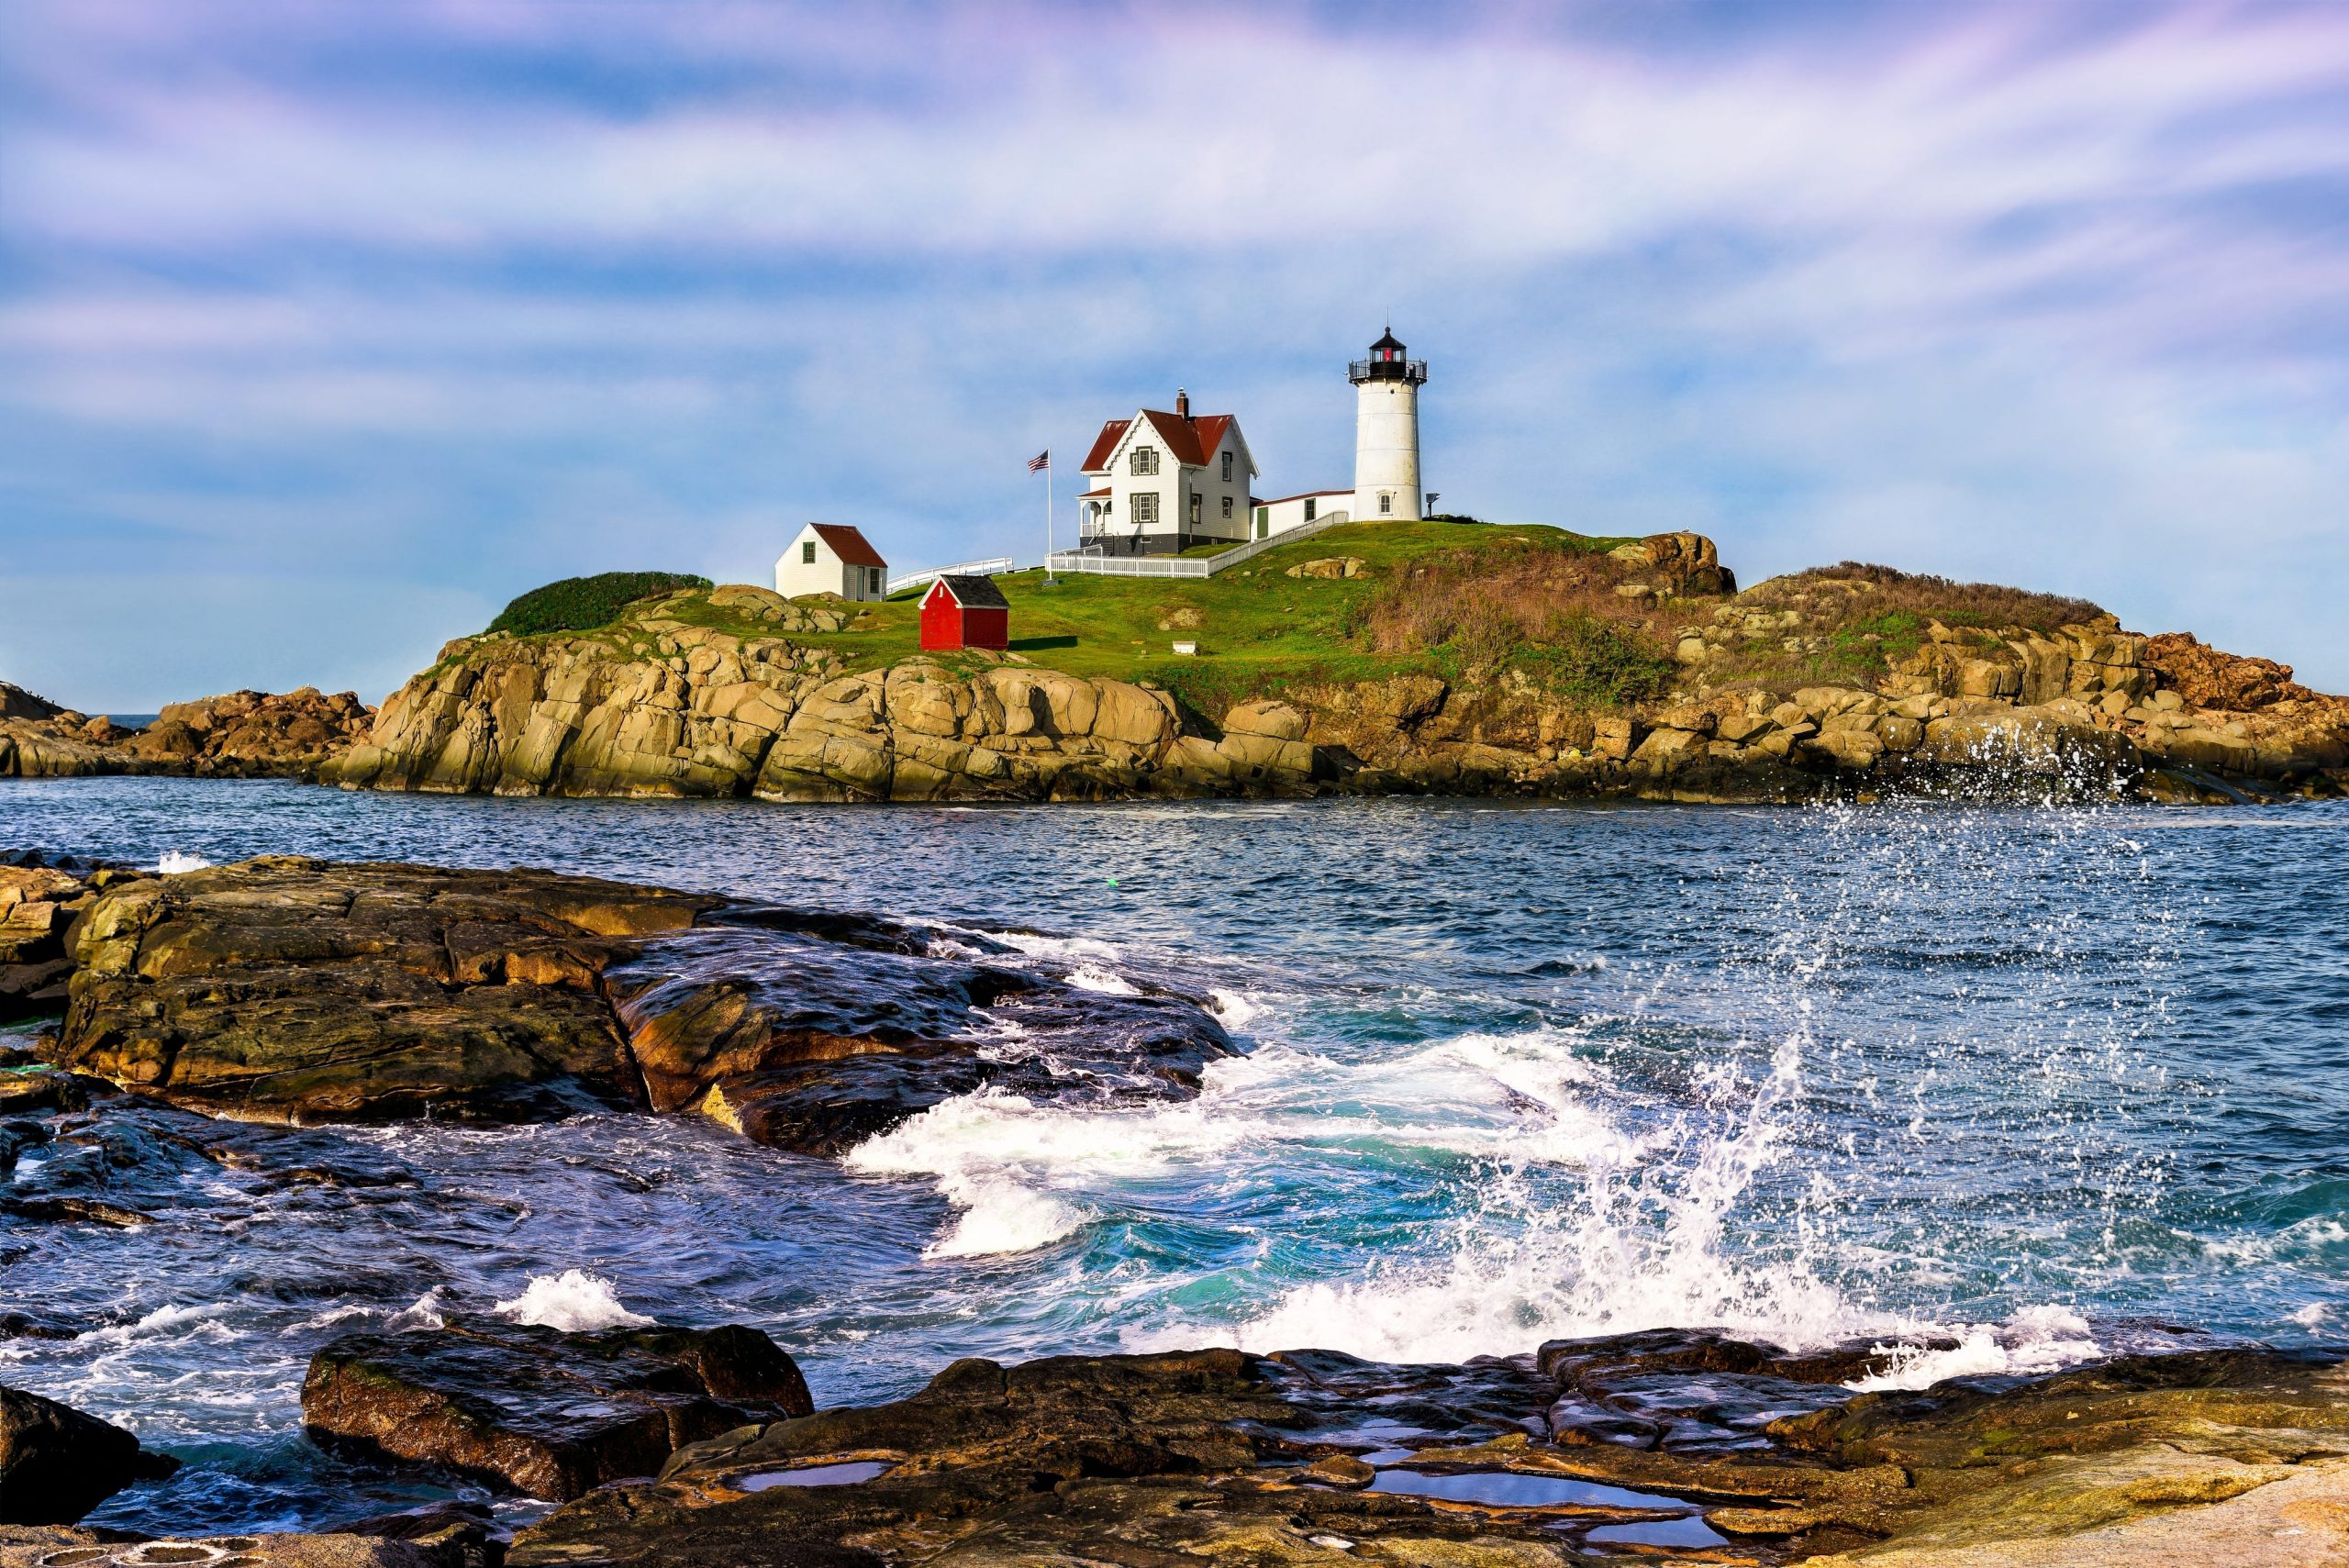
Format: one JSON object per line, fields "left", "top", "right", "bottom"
{"left": 4, "top": 0, "right": 2347, "bottom": 706}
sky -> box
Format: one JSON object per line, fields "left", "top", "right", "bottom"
{"left": 4, "top": 0, "right": 2347, "bottom": 711}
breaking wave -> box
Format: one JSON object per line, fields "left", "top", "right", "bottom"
{"left": 493, "top": 1270, "right": 655, "bottom": 1331}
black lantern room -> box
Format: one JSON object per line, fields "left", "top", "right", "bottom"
{"left": 1349, "top": 328, "right": 1428, "bottom": 385}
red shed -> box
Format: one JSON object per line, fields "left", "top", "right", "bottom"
{"left": 920, "top": 573, "right": 1011, "bottom": 651}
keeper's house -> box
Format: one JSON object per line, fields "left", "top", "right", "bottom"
{"left": 919, "top": 574, "right": 1010, "bottom": 652}
{"left": 1075, "top": 390, "right": 1258, "bottom": 558}
{"left": 775, "top": 523, "right": 888, "bottom": 602}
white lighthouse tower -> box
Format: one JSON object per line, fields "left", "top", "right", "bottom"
{"left": 1350, "top": 327, "right": 1426, "bottom": 522}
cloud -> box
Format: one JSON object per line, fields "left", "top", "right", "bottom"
{"left": 3, "top": 0, "right": 2348, "bottom": 702}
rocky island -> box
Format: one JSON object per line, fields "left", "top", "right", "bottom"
{"left": 6, "top": 521, "right": 2344, "bottom": 805}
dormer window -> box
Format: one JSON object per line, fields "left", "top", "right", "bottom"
{"left": 1130, "top": 446, "right": 1159, "bottom": 476}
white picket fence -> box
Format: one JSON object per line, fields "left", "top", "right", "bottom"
{"left": 885, "top": 556, "right": 1017, "bottom": 595}
{"left": 1045, "top": 510, "right": 1349, "bottom": 579}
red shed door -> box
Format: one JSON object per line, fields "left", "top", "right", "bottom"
{"left": 919, "top": 582, "right": 962, "bottom": 651}
{"left": 963, "top": 606, "right": 1009, "bottom": 651}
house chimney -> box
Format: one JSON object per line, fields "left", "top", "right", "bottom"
{"left": 1175, "top": 387, "right": 1189, "bottom": 417}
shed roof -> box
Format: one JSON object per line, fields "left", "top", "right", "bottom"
{"left": 932, "top": 574, "right": 1010, "bottom": 609}
{"left": 806, "top": 523, "right": 886, "bottom": 569}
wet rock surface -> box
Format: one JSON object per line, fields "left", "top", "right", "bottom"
{"left": 0, "top": 1528, "right": 469, "bottom": 1567}
{"left": 614, "top": 911, "right": 1232, "bottom": 1155}
{"left": 39, "top": 859, "right": 1233, "bottom": 1151}
{"left": 0, "top": 1384, "right": 180, "bottom": 1525}
{"left": 0, "top": 862, "right": 106, "bottom": 1020}
{"left": 486, "top": 1338, "right": 2349, "bottom": 1567}
{"left": 301, "top": 1318, "right": 813, "bottom": 1502}
{"left": 49, "top": 859, "right": 716, "bottom": 1124}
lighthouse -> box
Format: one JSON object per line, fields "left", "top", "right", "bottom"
{"left": 1349, "top": 327, "right": 1426, "bottom": 522}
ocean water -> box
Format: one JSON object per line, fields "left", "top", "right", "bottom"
{"left": 1, "top": 778, "right": 2344, "bottom": 1535}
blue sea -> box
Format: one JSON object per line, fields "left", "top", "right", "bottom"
{"left": 2, "top": 778, "right": 2344, "bottom": 1535}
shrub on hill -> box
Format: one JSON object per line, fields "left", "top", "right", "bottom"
{"left": 1698, "top": 563, "right": 2112, "bottom": 691}
{"left": 1795, "top": 562, "right": 2106, "bottom": 633}
{"left": 1353, "top": 544, "right": 1675, "bottom": 706}
{"left": 487, "top": 573, "right": 714, "bottom": 637}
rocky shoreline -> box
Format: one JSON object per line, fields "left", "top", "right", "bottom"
{"left": 4, "top": 855, "right": 2347, "bottom": 1565}
{"left": 9, "top": 1313, "right": 2347, "bottom": 1565}
{"left": 7, "top": 538, "right": 2346, "bottom": 805}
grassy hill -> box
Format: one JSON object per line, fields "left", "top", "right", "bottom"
{"left": 651, "top": 520, "right": 1669, "bottom": 711}
{"left": 484, "top": 519, "right": 2116, "bottom": 716}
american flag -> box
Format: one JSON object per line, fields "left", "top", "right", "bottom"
{"left": 1027, "top": 450, "right": 1050, "bottom": 473}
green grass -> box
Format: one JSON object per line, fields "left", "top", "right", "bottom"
{"left": 467, "top": 522, "right": 1681, "bottom": 714}
{"left": 695, "top": 520, "right": 1634, "bottom": 708}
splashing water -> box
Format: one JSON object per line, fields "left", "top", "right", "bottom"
{"left": 493, "top": 1271, "right": 655, "bottom": 1331}
{"left": 0, "top": 778, "right": 2337, "bottom": 1539}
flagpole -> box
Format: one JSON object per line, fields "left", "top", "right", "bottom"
{"left": 1043, "top": 450, "right": 1057, "bottom": 585}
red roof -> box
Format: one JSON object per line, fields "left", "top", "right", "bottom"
{"left": 1079, "top": 409, "right": 1239, "bottom": 473}
{"left": 807, "top": 523, "right": 886, "bottom": 569}
{"left": 1079, "top": 418, "right": 1131, "bottom": 473}
{"left": 1077, "top": 487, "right": 1109, "bottom": 498}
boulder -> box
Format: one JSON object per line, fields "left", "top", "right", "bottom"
{"left": 50, "top": 859, "right": 716, "bottom": 1124}
{"left": 302, "top": 1318, "right": 813, "bottom": 1502}
{"left": 1283, "top": 556, "right": 1366, "bottom": 580}
{"left": 2143, "top": 631, "right": 2311, "bottom": 711}
{"left": 612, "top": 916, "right": 1234, "bottom": 1155}
{"left": 0, "top": 1384, "right": 179, "bottom": 1524}
{"left": 0, "top": 684, "right": 60, "bottom": 723}
{"left": 1591, "top": 716, "right": 1642, "bottom": 761}
{"left": 1221, "top": 699, "right": 1308, "bottom": 741}
{"left": 1918, "top": 704, "right": 2139, "bottom": 783}
{"left": 1215, "top": 729, "right": 1315, "bottom": 782}
{"left": 1634, "top": 531, "right": 1735, "bottom": 596}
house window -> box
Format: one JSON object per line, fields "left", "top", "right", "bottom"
{"left": 1220, "top": 451, "right": 1233, "bottom": 482}
{"left": 1220, "top": 495, "right": 1232, "bottom": 518}
{"left": 1189, "top": 494, "right": 1202, "bottom": 526}
{"left": 802, "top": 540, "right": 817, "bottom": 564}
{"left": 1304, "top": 498, "right": 1316, "bottom": 522}
{"left": 1379, "top": 492, "right": 1392, "bottom": 515}
{"left": 1130, "top": 446, "right": 1159, "bottom": 476}
{"left": 1131, "top": 492, "right": 1159, "bottom": 526}
{"left": 868, "top": 567, "right": 883, "bottom": 595}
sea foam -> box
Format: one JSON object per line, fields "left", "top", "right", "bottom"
{"left": 493, "top": 1270, "right": 655, "bottom": 1331}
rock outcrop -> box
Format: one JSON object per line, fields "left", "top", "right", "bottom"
{"left": 0, "top": 687, "right": 374, "bottom": 781}
{"left": 495, "top": 1336, "right": 2349, "bottom": 1568}
{"left": 15, "top": 542, "right": 2343, "bottom": 806}
{"left": 0, "top": 1384, "right": 179, "bottom": 1524}
{"left": 302, "top": 1318, "right": 812, "bottom": 1501}
{"left": 51, "top": 858, "right": 714, "bottom": 1124}
{"left": 317, "top": 571, "right": 2349, "bottom": 806}
{"left": 40, "top": 858, "right": 1233, "bottom": 1151}
{"left": 0, "top": 1528, "right": 470, "bottom": 1566}
{"left": 0, "top": 862, "right": 99, "bottom": 1019}
{"left": 0, "top": 685, "right": 58, "bottom": 723}
{"left": 322, "top": 597, "right": 1221, "bottom": 803}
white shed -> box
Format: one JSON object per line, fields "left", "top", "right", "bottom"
{"left": 1249, "top": 490, "right": 1353, "bottom": 540}
{"left": 774, "top": 523, "right": 889, "bottom": 602}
